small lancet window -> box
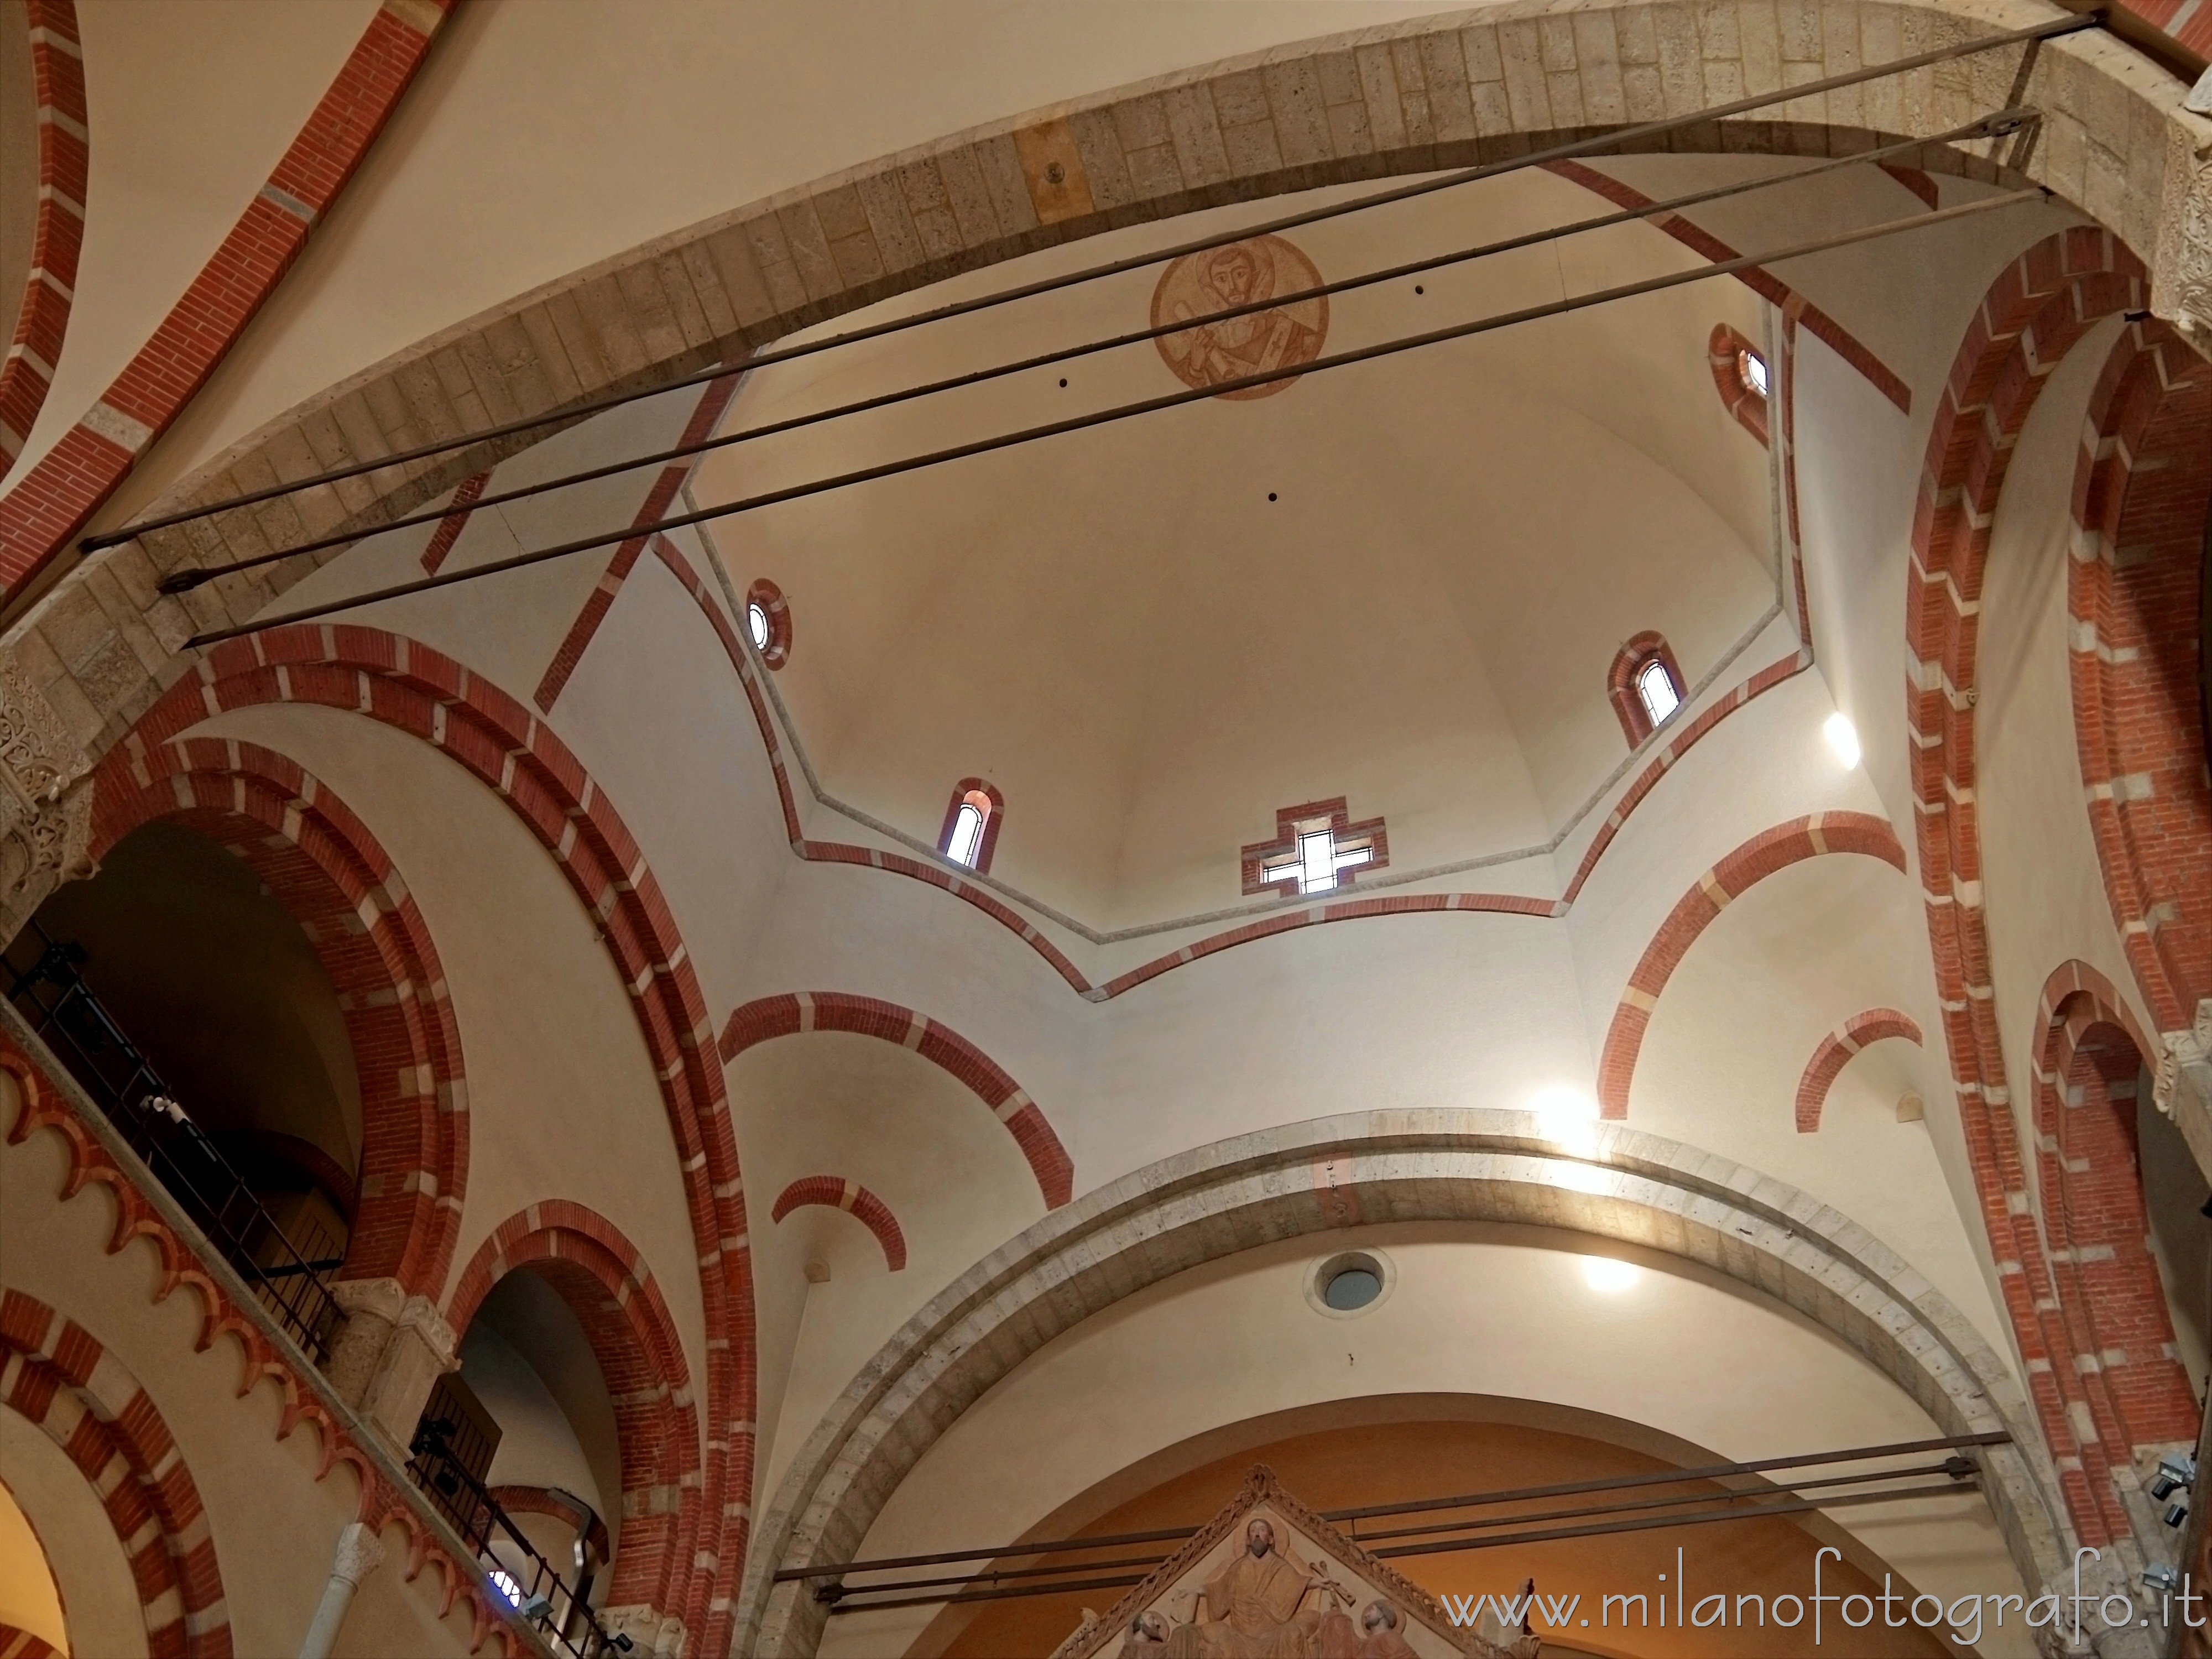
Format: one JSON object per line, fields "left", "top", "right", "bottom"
{"left": 946, "top": 799, "right": 988, "bottom": 867}
{"left": 938, "top": 780, "right": 1003, "bottom": 872}
{"left": 1609, "top": 633, "right": 1685, "bottom": 747}
{"left": 1738, "top": 347, "right": 1770, "bottom": 399}
{"left": 747, "top": 601, "right": 770, "bottom": 651}
{"left": 1635, "top": 657, "right": 1681, "bottom": 726}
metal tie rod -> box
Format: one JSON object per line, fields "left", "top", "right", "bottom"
{"left": 808, "top": 1459, "right": 1972, "bottom": 1604}
{"left": 187, "top": 187, "right": 2044, "bottom": 651}
{"left": 774, "top": 1429, "right": 2009, "bottom": 1582}
{"left": 98, "top": 7, "right": 2100, "bottom": 550}
{"left": 826, "top": 1481, "right": 1978, "bottom": 1614}
{"left": 157, "top": 110, "right": 2029, "bottom": 598}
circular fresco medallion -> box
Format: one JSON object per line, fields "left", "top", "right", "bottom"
{"left": 1150, "top": 233, "right": 1328, "bottom": 401}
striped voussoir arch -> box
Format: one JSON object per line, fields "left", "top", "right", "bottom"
{"left": 447, "top": 1203, "right": 699, "bottom": 1624}
{"left": 1794, "top": 1008, "right": 1923, "bottom": 1131}
{"left": 1596, "top": 812, "right": 1908, "bottom": 1118}
{"left": 119, "top": 624, "right": 752, "bottom": 1651}
{"left": 1906, "top": 227, "right": 2165, "bottom": 1548}
{"left": 0, "top": 1290, "right": 229, "bottom": 1658}
{"left": 0, "top": 0, "right": 84, "bottom": 469}
{"left": 91, "top": 734, "right": 467, "bottom": 1300}
{"left": 721, "top": 992, "right": 1072, "bottom": 1208}
{"left": 2066, "top": 319, "right": 2212, "bottom": 1037}
{"left": 770, "top": 1176, "right": 907, "bottom": 1272}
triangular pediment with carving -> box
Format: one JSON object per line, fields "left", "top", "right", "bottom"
{"left": 1049, "top": 1465, "right": 1533, "bottom": 1659}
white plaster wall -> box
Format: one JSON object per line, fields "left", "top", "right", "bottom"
{"left": 825, "top": 1221, "right": 2030, "bottom": 1659}
{"left": 734, "top": 1037, "right": 1047, "bottom": 1506}
{"left": 1632, "top": 853, "right": 2008, "bottom": 1356}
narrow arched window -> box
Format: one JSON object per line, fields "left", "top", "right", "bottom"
{"left": 1708, "top": 322, "right": 1770, "bottom": 445}
{"left": 937, "top": 780, "right": 1004, "bottom": 873}
{"left": 1635, "top": 657, "right": 1680, "bottom": 726}
{"left": 1609, "top": 633, "right": 1686, "bottom": 747}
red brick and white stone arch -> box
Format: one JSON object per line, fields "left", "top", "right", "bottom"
{"left": 117, "top": 624, "right": 753, "bottom": 1653}
{"left": 770, "top": 1176, "right": 907, "bottom": 1272}
{"left": 88, "top": 735, "right": 468, "bottom": 1300}
{"left": 721, "top": 992, "right": 1073, "bottom": 1209}
{"left": 1794, "top": 1008, "right": 1924, "bottom": 1131}
{"left": 2027, "top": 961, "right": 2200, "bottom": 1543}
{"left": 1595, "top": 811, "right": 1910, "bottom": 1118}
{"left": 2067, "top": 321, "right": 2212, "bottom": 1037}
{"left": 0, "top": 0, "right": 455, "bottom": 584}
{"left": 0, "top": 1626, "right": 60, "bottom": 1659}
{"left": 447, "top": 1203, "right": 701, "bottom": 1623}
{"left": 0, "top": 1289, "right": 229, "bottom": 1658}
{"left": 1901, "top": 229, "right": 2200, "bottom": 1548}
{"left": 0, "top": 0, "right": 85, "bottom": 471}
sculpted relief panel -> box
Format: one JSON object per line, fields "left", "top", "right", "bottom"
{"left": 1052, "top": 1467, "right": 1527, "bottom": 1659}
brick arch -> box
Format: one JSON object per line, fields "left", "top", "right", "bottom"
{"left": 0, "top": 1290, "right": 229, "bottom": 1658}
{"left": 1595, "top": 812, "right": 1908, "bottom": 1118}
{"left": 720, "top": 992, "right": 1073, "bottom": 1208}
{"left": 1794, "top": 1008, "right": 1924, "bottom": 1131}
{"left": 119, "top": 626, "right": 750, "bottom": 1653}
{"left": 1707, "top": 322, "right": 1770, "bottom": 444}
{"left": 2067, "top": 322, "right": 2212, "bottom": 1036}
{"left": 0, "top": 0, "right": 84, "bottom": 472}
{"left": 2028, "top": 961, "right": 2200, "bottom": 1544}
{"left": 0, "top": 1627, "right": 60, "bottom": 1659}
{"left": 771, "top": 1177, "right": 907, "bottom": 1272}
{"left": 448, "top": 1204, "right": 701, "bottom": 1620}
{"left": 88, "top": 736, "right": 467, "bottom": 1299}
{"left": 1905, "top": 230, "right": 2161, "bottom": 1547}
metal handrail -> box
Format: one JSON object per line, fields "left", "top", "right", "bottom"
{"left": 407, "top": 1419, "right": 622, "bottom": 1657}
{"left": 3, "top": 924, "right": 345, "bottom": 1359}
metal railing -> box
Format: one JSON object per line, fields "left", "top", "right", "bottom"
{"left": 3, "top": 924, "right": 345, "bottom": 1360}
{"left": 407, "top": 1416, "right": 622, "bottom": 1657}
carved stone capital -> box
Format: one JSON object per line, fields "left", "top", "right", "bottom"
{"left": 601, "top": 1605, "right": 686, "bottom": 1657}
{"left": 2153, "top": 1002, "right": 2212, "bottom": 1186}
{"left": 321, "top": 1277, "right": 458, "bottom": 1458}
{"left": 2152, "top": 114, "right": 2212, "bottom": 351}
{"left": 0, "top": 657, "right": 97, "bottom": 937}
{"left": 331, "top": 1519, "right": 388, "bottom": 1587}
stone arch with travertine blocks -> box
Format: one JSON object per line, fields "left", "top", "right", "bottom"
{"left": 4, "top": 0, "right": 2212, "bottom": 947}
{"left": 732, "top": 1109, "right": 2068, "bottom": 1656}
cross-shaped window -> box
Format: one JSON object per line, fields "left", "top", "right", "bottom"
{"left": 1242, "top": 799, "right": 1388, "bottom": 899}
{"left": 1260, "top": 820, "right": 1374, "bottom": 894}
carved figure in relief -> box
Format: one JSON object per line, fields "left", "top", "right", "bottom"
{"left": 1162, "top": 1517, "right": 1355, "bottom": 1657}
